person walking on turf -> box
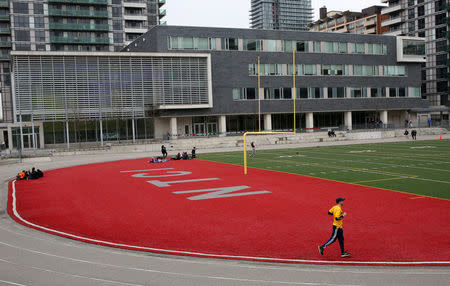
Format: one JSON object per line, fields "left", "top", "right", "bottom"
{"left": 250, "top": 142, "right": 256, "bottom": 157}
{"left": 318, "top": 198, "right": 350, "bottom": 258}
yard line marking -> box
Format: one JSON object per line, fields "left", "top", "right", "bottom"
{"left": 10, "top": 180, "right": 450, "bottom": 266}
{"left": 352, "top": 177, "right": 415, "bottom": 184}
{"left": 261, "top": 149, "right": 450, "bottom": 174}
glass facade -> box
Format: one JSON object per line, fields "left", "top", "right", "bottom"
{"left": 250, "top": 0, "right": 313, "bottom": 31}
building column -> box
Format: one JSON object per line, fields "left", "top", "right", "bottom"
{"left": 99, "top": 119, "right": 104, "bottom": 146}
{"left": 7, "top": 125, "right": 12, "bottom": 151}
{"left": 38, "top": 122, "right": 45, "bottom": 149}
{"left": 65, "top": 121, "right": 70, "bottom": 149}
{"left": 380, "top": 110, "right": 388, "bottom": 125}
{"left": 345, "top": 111, "right": 352, "bottom": 131}
{"left": 170, "top": 117, "right": 177, "bottom": 139}
{"left": 306, "top": 112, "right": 314, "bottom": 132}
{"left": 264, "top": 114, "right": 272, "bottom": 131}
{"left": 132, "top": 119, "right": 136, "bottom": 143}
{"left": 218, "top": 115, "right": 226, "bottom": 136}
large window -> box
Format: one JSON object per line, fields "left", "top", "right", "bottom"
{"left": 264, "top": 88, "right": 292, "bottom": 100}
{"left": 295, "top": 87, "right": 309, "bottom": 99}
{"left": 310, "top": 87, "right": 324, "bottom": 99}
{"left": 243, "top": 39, "right": 263, "bottom": 51}
{"left": 351, "top": 43, "right": 365, "bottom": 54}
{"left": 328, "top": 87, "right": 346, "bottom": 98}
{"left": 267, "top": 40, "right": 277, "bottom": 52}
{"left": 304, "top": 64, "right": 317, "bottom": 75}
{"left": 232, "top": 88, "right": 257, "bottom": 100}
{"left": 168, "top": 36, "right": 217, "bottom": 50}
{"left": 383, "top": 65, "right": 406, "bottom": 76}
{"left": 221, "top": 38, "right": 238, "bottom": 50}
{"left": 350, "top": 87, "right": 367, "bottom": 98}
{"left": 313, "top": 41, "right": 321, "bottom": 52}
{"left": 411, "top": 87, "right": 421, "bottom": 97}
{"left": 370, "top": 87, "right": 386, "bottom": 97}
{"left": 353, "top": 65, "right": 379, "bottom": 76}
{"left": 368, "top": 43, "right": 384, "bottom": 55}
{"left": 324, "top": 42, "right": 338, "bottom": 53}
{"left": 321, "top": 64, "right": 347, "bottom": 76}
{"left": 282, "top": 40, "right": 308, "bottom": 52}
{"left": 403, "top": 40, "right": 425, "bottom": 56}
{"left": 261, "top": 64, "right": 283, "bottom": 76}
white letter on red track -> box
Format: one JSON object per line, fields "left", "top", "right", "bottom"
{"left": 147, "top": 178, "right": 220, "bottom": 187}
{"left": 173, "top": 186, "right": 271, "bottom": 201}
{"left": 132, "top": 171, "right": 192, "bottom": 178}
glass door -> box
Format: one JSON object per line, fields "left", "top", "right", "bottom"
{"left": 207, "top": 123, "right": 217, "bottom": 135}
{"left": 193, "top": 123, "right": 205, "bottom": 136}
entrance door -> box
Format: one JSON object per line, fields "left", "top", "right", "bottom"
{"left": 193, "top": 123, "right": 205, "bottom": 136}
{"left": 207, "top": 123, "right": 217, "bottom": 135}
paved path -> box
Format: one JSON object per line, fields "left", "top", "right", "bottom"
{"left": 0, "top": 136, "right": 449, "bottom": 286}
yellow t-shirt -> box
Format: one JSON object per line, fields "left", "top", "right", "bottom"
{"left": 329, "top": 205, "right": 344, "bottom": 229}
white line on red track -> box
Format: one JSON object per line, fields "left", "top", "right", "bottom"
{"left": 10, "top": 181, "right": 450, "bottom": 266}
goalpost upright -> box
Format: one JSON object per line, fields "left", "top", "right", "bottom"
{"left": 243, "top": 48, "right": 298, "bottom": 175}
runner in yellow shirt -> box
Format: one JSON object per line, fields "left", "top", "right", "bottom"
{"left": 318, "top": 198, "right": 351, "bottom": 258}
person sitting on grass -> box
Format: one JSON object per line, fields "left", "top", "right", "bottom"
{"left": 171, "top": 153, "right": 182, "bottom": 161}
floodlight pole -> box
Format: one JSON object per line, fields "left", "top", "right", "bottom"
{"left": 258, "top": 56, "right": 261, "bottom": 132}
{"left": 293, "top": 48, "right": 296, "bottom": 133}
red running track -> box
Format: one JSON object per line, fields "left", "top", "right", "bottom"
{"left": 8, "top": 159, "right": 450, "bottom": 266}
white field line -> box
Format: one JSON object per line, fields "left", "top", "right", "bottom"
{"left": 262, "top": 150, "right": 450, "bottom": 173}
{"left": 10, "top": 181, "right": 450, "bottom": 266}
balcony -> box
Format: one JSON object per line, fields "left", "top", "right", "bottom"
{"left": 0, "top": 14, "right": 9, "bottom": 21}
{"left": 47, "top": 0, "right": 108, "bottom": 5}
{"left": 0, "top": 27, "right": 9, "bottom": 34}
{"left": 0, "top": 41, "right": 11, "bottom": 47}
{"left": 446, "top": 45, "right": 450, "bottom": 52}
{"left": 381, "top": 16, "right": 403, "bottom": 27}
{"left": 446, "top": 3, "right": 450, "bottom": 10}
{"left": 160, "top": 21, "right": 167, "bottom": 25}
{"left": 381, "top": 4, "right": 402, "bottom": 15}
{"left": 50, "top": 36, "right": 111, "bottom": 44}
{"left": 0, "top": 54, "right": 9, "bottom": 60}
{"left": 158, "top": 0, "right": 166, "bottom": 6}
{"left": 447, "top": 31, "right": 450, "bottom": 38}
{"left": 0, "top": 1, "right": 9, "bottom": 8}
{"left": 48, "top": 9, "right": 109, "bottom": 18}
{"left": 123, "top": 14, "right": 147, "bottom": 21}
{"left": 123, "top": 1, "right": 146, "bottom": 8}
{"left": 365, "top": 27, "right": 376, "bottom": 34}
{"left": 159, "top": 9, "right": 166, "bottom": 18}
{"left": 447, "top": 59, "right": 450, "bottom": 66}
{"left": 49, "top": 22, "right": 109, "bottom": 31}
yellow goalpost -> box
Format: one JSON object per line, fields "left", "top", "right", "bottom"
{"left": 243, "top": 49, "right": 297, "bottom": 175}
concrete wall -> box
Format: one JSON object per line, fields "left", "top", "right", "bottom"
{"left": 154, "top": 117, "right": 170, "bottom": 139}
{"left": 51, "top": 128, "right": 449, "bottom": 156}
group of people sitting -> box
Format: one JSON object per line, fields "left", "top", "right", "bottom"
{"left": 16, "top": 167, "right": 44, "bottom": 180}
{"left": 172, "top": 152, "right": 192, "bottom": 161}
{"left": 149, "top": 146, "right": 197, "bottom": 163}
{"left": 327, "top": 130, "right": 337, "bottom": 138}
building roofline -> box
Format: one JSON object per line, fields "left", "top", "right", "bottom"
{"left": 10, "top": 51, "right": 212, "bottom": 58}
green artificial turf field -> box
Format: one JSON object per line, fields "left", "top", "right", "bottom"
{"left": 201, "top": 139, "right": 450, "bottom": 200}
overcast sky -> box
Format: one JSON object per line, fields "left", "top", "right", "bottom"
{"left": 164, "top": 0, "right": 385, "bottom": 28}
